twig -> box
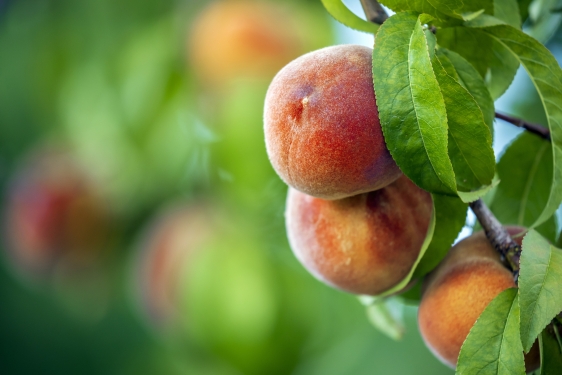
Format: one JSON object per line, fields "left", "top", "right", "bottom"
{"left": 495, "top": 112, "right": 551, "bottom": 141}
{"left": 469, "top": 199, "right": 521, "bottom": 282}
{"left": 360, "top": 0, "right": 389, "bottom": 25}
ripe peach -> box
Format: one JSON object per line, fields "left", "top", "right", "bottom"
{"left": 4, "top": 148, "right": 109, "bottom": 278}
{"left": 188, "top": 0, "right": 304, "bottom": 88}
{"left": 418, "top": 227, "right": 539, "bottom": 372}
{"left": 264, "top": 44, "right": 402, "bottom": 200}
{"left": 285, "top": 175, "right": 432, "bottom": 295}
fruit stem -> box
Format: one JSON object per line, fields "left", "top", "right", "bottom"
{"left": 469, "top": 199, "right": 521, "bottom": 282}
{"left": 360, "top": 0, "right": 388, "bottom": 24}
{"left": 495, "top": 112, "right": 551, "bottom": 141}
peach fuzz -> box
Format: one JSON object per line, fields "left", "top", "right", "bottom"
{"left": 264, "top": 44, "right": 402, "bottom": 200}
{"left": 285, "top": 175, "right": 432, "bottom": 296}
{"left": 418, "top": 227, "right": 539, "bottom": 372}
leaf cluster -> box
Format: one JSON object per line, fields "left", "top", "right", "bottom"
{"left": 321, "top": 0, "right": 562, "bottom": 373}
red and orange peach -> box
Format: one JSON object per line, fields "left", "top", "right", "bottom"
{"left": 264, "top": 44, "right": 401, "bottom": 199}
{"left": 418, "top": 227, "right": 539, "bottom": 372}
{"left": 285, "top": 175, "right": 432, "bottom": 295}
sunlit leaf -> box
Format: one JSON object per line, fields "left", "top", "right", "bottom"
{"left": 432, "top": 53, "right": 495, "bottom": 196}
{"left": 320, "top": 0, "right": 379, "bottom": 34}
{"left": 437, "top": 48, "right": 495, "bottom": 134}
{"left": 470, "top": 24, "right": 562, "bottom": 228}
{"left": 456, "top": 288, "right": 525, "bottom": 375}
{"left": 373, "top": 12, "right": 457, "bottom": 195}
{"left": 519, "top": 230, "right": 562, "bottom": 352}
{"left": 437, "top": 27, "right": 519, "bottom": 99}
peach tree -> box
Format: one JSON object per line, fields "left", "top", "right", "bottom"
{"left": 264, "top": 0, "right": 562, "bottom": 373}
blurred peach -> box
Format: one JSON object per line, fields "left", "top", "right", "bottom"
{"left": 188, "top": 0, "right": 306, "bottom": 88}
{"left": 134, "top": 202, "right": 215, "bottom": 326}
{"left": 4, "top": 146, "right": 110, "bottom": 280}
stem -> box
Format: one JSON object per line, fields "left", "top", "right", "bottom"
{"left": 495, "top": 112, "right": 551, "bottom": 141}
{"left": 469, "top": 199, "right": 521, "bottom": 282}
{"left": 360, "top": 0, "right": 389, "bottom": 24}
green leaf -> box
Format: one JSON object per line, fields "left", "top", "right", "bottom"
{"left": 431, "top": 53, "right": 495, "bottom": 195}
{"left": 378, "top": 0, "right": 459, "bottom": 22}
{"left": 373, "top": 12, "right": 457, "bottom": 195}
{"left": 519, "top": 230, "right": 562, "bottom": 352}
{"left": 435, "top": 50, "right": 461, "bottom": 80}
{"left": 456, "top": 288, "right": 525, "bottom": 375}
{"left": 490, "top": 132, "right": 557, "bottom": 242}
{"left": 414, "top": 193, "right": 467, "bottom": 277}
{"left": 362, "top": 297, "right": 406, "bottom": 340}
{"left": 457, "top": 175, "right": 500, "bottom": 203}
{"left": 518, "top": 0, "right": 533, "bottom": 21}
{"left": 398, "top": 280, "right": 422, "bottom": 303}
{"left": 472, "top": 24, "right": 562, "bottom": 228}
{"left": 437, "top": 27, "right": 519, "bottom": 99}
{"left": 320, "top": 0, "right": 380, "bottom": 34}
{"left": 437, "top": 48, "right": 495, "bottom": 134}
{"left": 493, "top": 0, "right": 521, "bottom": 28}
{"left": 432, "top": 0, "right": 494, "bottom": 17}
{"left": 540, "top": 328, "right": 562, "bottom": 375}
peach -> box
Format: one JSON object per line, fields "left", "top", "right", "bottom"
{"left": 135, "top": 203, "right": 215, "bottom": 325}
{"left": 264, "top": 44, "right": 402, "bottom": 200}
{"left": 418, "top": 227, "right": 539, "bottom": 372}
{"left": 188, "top": 0, "right": 304, "bottom": 88}
{"left": 285, "top": 175, "right": 432, "bottom": 295}
{"left": 4, "top": 148, "right": 109, "bottom": 278}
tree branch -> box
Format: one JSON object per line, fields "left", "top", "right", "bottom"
{"left": 469, "top": 199, "right": 521, "bottom": 282}
{"left": 495, "top": 112, "right": 551, "bottom": 141}
{"left": 360, "top": 0, "right": 389, "bottom": 24}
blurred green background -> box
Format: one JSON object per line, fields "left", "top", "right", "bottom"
{"left": 1, "top": 0, "right": 559, "bottom": 374}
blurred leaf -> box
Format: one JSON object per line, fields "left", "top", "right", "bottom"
{"left": 373, "top": 12, "right": 457, "bottom": 195}
{"left": 526, "top": 0, "right": 562, "bottom": 44}
{"left": 540, "top": 327, "right": 562, "bottom": 374}
{"left": 432, "top": 53, "right": 495, "bottom": 196}
{"left": 363, "top": 297, "right": 405, "bottom": 341}
{"left": 437, "top": 48, "right": 495, "bottom": 134}
{"left": 414, "top": 194, "right": 467, "bottom": 277}
{"left": 456, "top": 288, "right": 525, "bottom": 375}
{"left": 519, "top": 230, "right": 562, "bottom": 352}
{"left": 490, "top": 132, "right": 556, "bottom": 242}
{"left": 519, "top": 0, "right": 534, "bottom": 20}
{"left": 320, "top": 0, "right": 379, "bottom": 33}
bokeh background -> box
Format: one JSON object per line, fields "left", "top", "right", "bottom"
{"left": 0, "top": 0, "right": 560, "bottom": 374}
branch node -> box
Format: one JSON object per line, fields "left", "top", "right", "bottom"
{"left": 360, "top": 0, "right": 389, "bottom": 25}
{"left": 469, "top": 199, "right": 521, "bottom": 282}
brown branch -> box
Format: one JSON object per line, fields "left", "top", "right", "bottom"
{"left": 360, "top": 0, "right": 389, "bottom": 25}
{"left": 495, "top": 112, "right": 551, "bottom": 141}
{"left": 469, "top": 199, "right": 521, "bottom": 282}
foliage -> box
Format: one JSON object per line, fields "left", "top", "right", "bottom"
{"left": 323, "top": 0, "right": 562, "bottom": 372}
